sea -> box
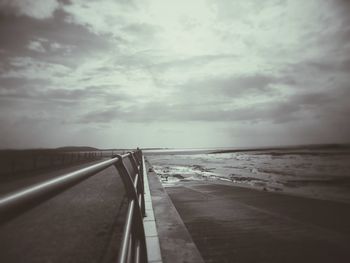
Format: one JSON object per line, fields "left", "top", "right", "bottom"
{"left": 145, "top": 144, "right": 350, "bottom": 203}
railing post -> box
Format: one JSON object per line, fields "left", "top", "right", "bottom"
{"left": 129, "top": 152, "right": 145, "bottom": 217}
{"left": 114, "top": 154, "right": 147, "bottom": 263}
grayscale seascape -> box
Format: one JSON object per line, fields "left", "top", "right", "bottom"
{"left": 1, "top": 0, "right": 350, "bottom": 262}
{"left": 148, "top": 145, "right": 350, "bottom": 203}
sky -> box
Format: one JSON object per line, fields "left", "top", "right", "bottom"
{"left": 0, "top": 0, "right": 349, "bottom": 149}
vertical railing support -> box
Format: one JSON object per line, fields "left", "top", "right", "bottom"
{"left": 129, "top": 152, "right": 145, "bottom": 217}
{"left": 115, "top": 152, "right": 148, "bottom": 263}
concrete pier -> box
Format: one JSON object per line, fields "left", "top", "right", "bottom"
{"left": 145, "top": 159, "right": 204, "bottom": 263}
{"left": 164, "top": 181, "right": 350, "bottom": 263}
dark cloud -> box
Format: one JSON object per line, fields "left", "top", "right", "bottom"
{"left": 78, "top": 84, "right": 349, "bottom": 129}
{"left": 280, "top": 55, "right": 350, "bottom": 91}
{"left": 0, "top": 9, "right": 114, "bottom": 68}
{"left": 306, "top": 58, "right": 350, "bottom": 74}
{"left": 58, "top": 0, "right": 72, "bottom": 4}
{"left": 78, "top": 100, "right": 288, "bottom": 124}
{"left": 80, "top": 107, "right": 123, "bottom": 124}
{"left": 210, "top": 74, "right": 286, "bottom": 96}
{"left": 0, "top": 77, "right": 49, "bottom": 89}
{"left": 176, "top": 74, "right": 296, "bottom": 102}
{"left": 0, "top": 77, "right": 128, "bottom": 105}
{"left": 334, "top": 0, "right": 350, "bottom": 24}
{"left": 0, "top": 77, "right": 51, "bottom": 102}
{"left": 0, "top": 0, "right": 62, "bottom": 22}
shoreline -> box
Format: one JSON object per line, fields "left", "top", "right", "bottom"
{"left": 147, "top": 148, "right": 350, "bottom": 205}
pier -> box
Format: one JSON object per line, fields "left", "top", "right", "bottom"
{"left": 1, "top": 151, "right": 350, "bottom": 263}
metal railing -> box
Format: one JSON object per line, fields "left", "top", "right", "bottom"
{"left": 0, "top": 149, "right": 125, "bottom": 177}
{"left": 0, "top": 150, "right": 148, "bottom": 263}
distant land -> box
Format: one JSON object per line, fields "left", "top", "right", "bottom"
{"left": 0, "top": 146, "right": 125, "bottom": 152}
{"left": 211, "top": 143, "right": 350, "bottom": 154}
{"left": 55, "top": 146, "right": 100, "bottom": 152}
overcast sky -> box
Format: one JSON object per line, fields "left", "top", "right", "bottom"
{"left": 0, "top": 0, "right": 349, "bottom": 149}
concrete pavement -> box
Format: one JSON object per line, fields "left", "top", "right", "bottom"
{"left": 166, "top": 181, "right": 350, "bottom": 263}
{"left": 145, "top": 159, "right": 204, "bottom": 263}
{"left": 0, "top": 163, "right": 127, "bottom": 263}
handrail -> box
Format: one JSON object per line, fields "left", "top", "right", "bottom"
{"left": 114, "top": 152, "right": 147, "bottom": 263}
{"left": 0, "top": 150, "right": 148, "bottom": 263}
{"left": 0, "top": 149, "right": 130, "bottom": 177}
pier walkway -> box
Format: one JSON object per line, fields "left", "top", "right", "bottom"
{"left": 164, "top": 181, "right": 350, "bottom": 263}
{"left": 0, "top": 161, "right": 128, "bottom": 263}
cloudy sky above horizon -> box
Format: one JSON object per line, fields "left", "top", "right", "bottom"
{"left": 0, "top": 0, "right": 349, "bottom": 149}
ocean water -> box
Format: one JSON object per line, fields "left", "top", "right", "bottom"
{"left": 146, "top": 146, "right": 350, "bottom": 203}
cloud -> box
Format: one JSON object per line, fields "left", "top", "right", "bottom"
{"left": 0, "top": 0, "right": 61, "bottom": 19}
{"left": 0, "top": 76, "right": 129, "bottom": 106}
{"left": 2, "top": 56, "right": 71, "bottom": 80}
{"left": 307, "top": 58, "right": 350, "bottom": 74}
{"left": 0, "top": 9, "right": 114, "bottom": 70}
{"left": 27, "top": 40, "right": 46, "bottom": 52}
{"left": 77, "top": 81, "right": 350, "bottom": 133}
{"left": 121, "top": 23, "right": 162, "bottom": 42}
{"left": 179, "top": 74, "right": 292, "bottom": 98}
